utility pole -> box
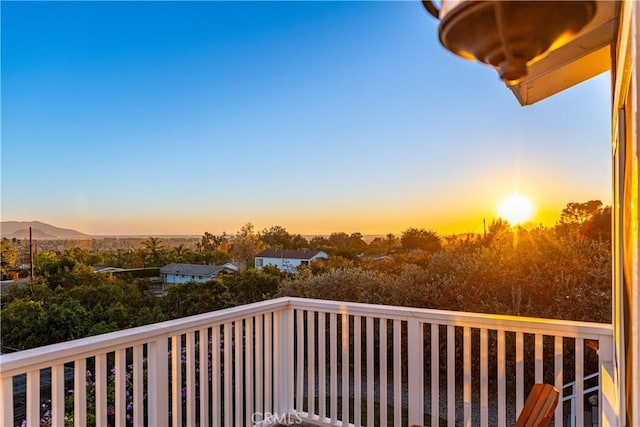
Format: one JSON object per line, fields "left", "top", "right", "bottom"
{"left": 483, "top": 218, "right": 487, "bottom": 239}
{"left": 29, "top": 227, "right": 34, "bottom": 280}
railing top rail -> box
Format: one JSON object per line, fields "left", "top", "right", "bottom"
{"left": 0, "top": 297, "right": 290, "bottom": 376}
{"left": 1, "top": 297, "right": 613, "bottom": 377}
{"left": 286, "top": 297, "right": 613, "bottom": 338}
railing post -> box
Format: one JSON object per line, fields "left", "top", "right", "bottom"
{"left": 275, "top": 306, "right": 295, "bottom": 418}
{"left": 598, "top": 334, "right": 619, "bottom": 427}
{"left": 408, "top": 318, "right": 424, "bottom": 425}
{"left": 148, "top": 336, "right": 169, "bottom": 427}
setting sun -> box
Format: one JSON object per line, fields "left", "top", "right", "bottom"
{"left": 497, "top": 193, "right": 535, "bottom": 225}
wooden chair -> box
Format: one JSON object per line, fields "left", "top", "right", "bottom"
{"left": 515, "top": 383, "right": 560, "bottom": 427}
{"left": 409, "top": 383, "right": 559, "bottom": 427}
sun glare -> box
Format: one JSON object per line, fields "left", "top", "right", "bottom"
{"left": 497, "top": 193, "right": 535, "bottom": 225}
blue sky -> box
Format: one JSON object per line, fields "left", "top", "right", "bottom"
{"left": 1, "top": 1, "right": 611, "bottom": 236}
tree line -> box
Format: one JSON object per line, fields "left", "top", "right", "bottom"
{"left": 0, "top": 200, "right": 611, "bottom": 351}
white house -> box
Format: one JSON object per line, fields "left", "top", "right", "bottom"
{"left": 254, "top": 249, "right": 328, "bottom": 272}
{"left": 159, "top": 262, "right": 238, "bottom": 285}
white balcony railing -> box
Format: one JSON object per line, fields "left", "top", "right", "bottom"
{"left": 0, "top": 297, "right": 616, "bottom": 427}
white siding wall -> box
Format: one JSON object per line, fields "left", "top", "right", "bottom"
{"left": 164, "top": 274, "right": 212, "bottom": 284}
{"left": 255, "top": 254, "right": 327, "bottom": 272}
{"left": 255, "top": 257, "right": 306, "bottom": 272}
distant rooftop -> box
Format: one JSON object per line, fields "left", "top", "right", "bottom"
{"left": 160, "top": 263, "right": 237, "bottom": 276}
{"left": 255, "top": 249, "right": 327, "bottom": 260}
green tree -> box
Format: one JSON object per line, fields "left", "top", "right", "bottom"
{"left": 224, "top": 269, "right": 281, "bottom": 305}
{"left": 556, "top": 200, "right": 611, "bottom": 240}
{"left": 581, "top": 205, "right": 612, "bottom": 241}
{"left": 278, "top": 267, "right": 396, "bottom": 304}
{"left": 309, "top": 235, "right": 330, "bottom": 248}
{"left": 259, "top": 225, "right": 309, "bottom": 249}
{"left": 197, "top": 232, "right": 231, "bottom": 264}
{"left": 319, "top": 232, "right": 367, "bottom": 259}
{"left": 230, "top": 223, "right": 265, "bottom": 269}
{"left": 400, "top": 228, "right": 442, "bottom": 253}
{"left": 0, "top": 299, "right": 45, "bottom": 351}
{"left": 41, "top": 299, "right": 91, "bottom": 344}
{"left": 173, "top": 244, "right": 188, "bottom": 262}
{"left": 482, "top": 218, "right": 512, "bottom": 246}
{"left": 259, "top": 225, "right": 292, "bottom": 248}
{"left": 142, "top": 237, "right": 164, "bottom": 266}
{"left": 0, "top": 238, "right": 17, "bottom": 278}
{"left": 560, "top": 200, "right": 603, "bottom": 224}
{"left": 367, "top": 234, "right": 400, "bottom": 255}
{"left": 162, "top": 280, "right": 231, "bottom": 318}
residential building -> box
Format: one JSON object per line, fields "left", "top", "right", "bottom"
{"left": 254, "top": 249, "right": 328, "bottom": 272}
{"left": 159, "top": 262, "right": 238, "bottom": 285}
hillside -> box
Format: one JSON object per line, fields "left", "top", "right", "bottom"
{"left": 0, "top": 221, "right": 91, "bottom": 240}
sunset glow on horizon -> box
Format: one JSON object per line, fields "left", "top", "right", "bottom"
{"left": 497, "top": 193, "right": 535, "bottom": 226}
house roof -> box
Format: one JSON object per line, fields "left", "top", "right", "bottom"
{"left": 160, "top": 263, "right": 237, "bottom": 276}
{"left": 255, "top": 249, "right": 327, "bottom": 260}
{"left": 94, "top": 266, "right": 126, "bottom": 273}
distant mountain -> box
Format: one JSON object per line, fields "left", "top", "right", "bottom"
{"left": 4, "top": 228, "right": 57, "bottom": 239}
{"left": 0, "top": 221, "right": 91, "bottom": 240}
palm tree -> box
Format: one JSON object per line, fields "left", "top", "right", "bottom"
{"left": 142, "top": 237, "right": 163, "bottom": 266}
{"left": 174, "top": 244, "right": 187, "bottom": 263}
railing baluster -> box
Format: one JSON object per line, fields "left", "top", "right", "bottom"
{"left": 255, "top": 315, "right": 263, "bottom": 420}
{"left": 497, "top": 330, "right": 505, "bottom": 427}
{"left": 115, "top": 348, "right": 126, "bottom": 427}
{"left": 535, "top": 334, "right": 543, "bottom": 383}
{"left": 308, "top": 310, "right": 316, "bottom": 418}
{"left": 296, "top": 310, "right": 304, "bottom": 412}
{"left": 354, "top": 315, "right": 362, "bottom": 427}
{"left": 96, "top": 354, "right": 109, "bottom": 427}
{"left": 367, "top": 316, "right": 375, "bottom": 427}
{"left": 74, "top": 358, "right": 87, "bottom": 427}
{"left": 576, "top": 338, "right": 584, "bottom": 427}
{"left": 393, "top": 319, "right": 402, "bottom": 427}
{"left": 463, "top": 327, "right": 471, "bottom": 427}
{"left": 380, "top": 318, "right": 388, "bottom": 427}
{"left": 480, "top": 328, "right": 488, "bottom": 427}
{"left": 148, "top": 337, "right": 169, "bottom": 427}
{"left": 318, "top": 312, "right": 326, "bottom": 420}
{"left": 244, "top": 320, "right": 253, "bottom": 426}
{"left": 172, "top": 336, "right": 182, "bottom": 427}
{"left": 515, "top": 332, "right": 524, "bottom": 415}
{"left": 199, "top": 328, "right": 210, "bottom": 427}
{"left": 447, "top": 325, "right": 455, "bottom": 427}
{"left": 186, "top": 331, "right": 196, "bottom": 427}
{"left": 554, "top": 335, "right": 563, "bottom": 427}
{"left": 274, "top": 311, "right": 281, "bottom": 416}
{"left": 342, "top": 312, "right": 350, "bottom": 425}
{"left": 26, "top": 369, "right": 40, "bottom": 427}
{"left": 431, "top": 323, "right": 439, "bottom": 427}
{"left": 330, "top": 312, "right": 338, "bottom": 424}
{"left": 224, "top": 323, "right": 232, "bottom": 425}
{"left": 235, "top": 319, "right": 243, "bottom": 425}
{"left": 51, "top": 363, "right": 65, "bottom": 427}
{"left": 408, "top": 319, "right": 424, "bottom": 426}
{"left": 265, "top": 313, "right": 273, "bottom": 414}
{"left": 275, "top": 308, "right": 294, "bottom": 417}
{"left": 133, "top": 344, "right": 144, "bottom": 427}
{"left": 212, "top": 325, "right": 221, "bottom": 427}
